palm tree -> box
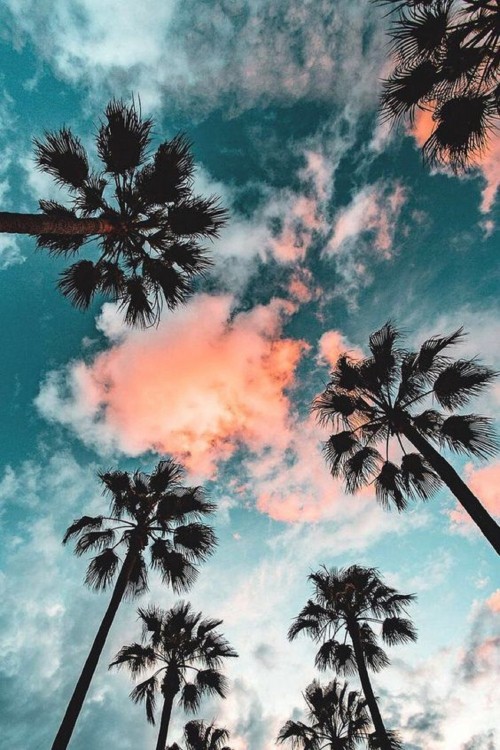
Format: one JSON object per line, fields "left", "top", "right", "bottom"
{"left": 374, "top": 0, "right": 499, "bottom": 171}
{"left": 313, "top": 322, "right": 500, "bottom": 555}
{"left": 277, "top": 678, "right": 371, "bottom": 750}
{"left": 110, "top": 602, "right": 238, "bottom": 750}
{"left": 52, "top": 459, "right": 217, "bottom": 750}
{"left": 289, "top": 566, "right": 416, "bottom": 750}
{"left": 0, "top": 99, "right": 227, "bottom": 326}
{"left": 168, "top": 719, "right": 233, "bottom": 750}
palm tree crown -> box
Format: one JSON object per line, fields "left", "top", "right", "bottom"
{"left": 64, "top": 459, "right": 217, "bottom": 597}
{"left": 289, "top": 566, "right": 415, "bottom": 750}
{"left": 313, "top": 323, "right": 497, "bottom": 513}
{"left": 32, "top": 99, "right": 227, "bottom": 326}
{"left": 375, "top": 0, "right": 500, "bottom": 171}
{"left": 110, "top": 602, "right": 238, "bottom": 724}
{"left": 289, "top": 565, "right": 417, "bottom": 677}
{"left": 168, "top": 720, "right": 233, "bottom": 750}
{"left": 278, "top": 679, "right": 371, "bottom": 750}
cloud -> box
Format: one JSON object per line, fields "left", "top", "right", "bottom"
{"left": 326, "top": 181, "right": 406, "bottom": 258}
{"left": 5, "top": 0, "right": 387, "bottom": 115}
{"left": 486, "top": 590, "right": 500, "bottom": 614}
{"left": 448, "top": 461, "right": 500, "bottom": 531}
{"left": 36, "top": 294, "right": 307, "bottom": 476}
{"left": 0, "top": 236, "right": 25, "bottom": 270}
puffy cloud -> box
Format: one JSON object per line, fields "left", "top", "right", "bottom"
{"left": 4, "top": 0, "right": 387, "bottom": 115}
{"left": 0, "top": 236, "right": 24, "bottom": 270}
{"left": 317, "top": 329, "right": 363, "bottom": 368}
{"left": 449, "top": 461, "right": 500, "bottom": 531}
{"left": 486, "top": 590, "right": 500, "bottom": 614}
{"left": 326, "top": 181, "right": 406, "bottom": 258}
{"left": 36, "top": 294, "right": 307, "bottom": 476}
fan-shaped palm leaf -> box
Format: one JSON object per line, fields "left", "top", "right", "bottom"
{"left": 440, "top": 414, "right": 498, "bottom": 458}
{"left": 34, "top": 128, "right": 89, "bottom": 188}
{"left": 433, "top": 359, "right": 497, "bottom": 408}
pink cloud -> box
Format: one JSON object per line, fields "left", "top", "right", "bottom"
{"left": 327, "top": 182, "right": 406, "bottom": 258}
{"left": 37, "top": 295, "right": 307, "bottom": 476}
{"left": 449, "top": 461, "right": 500, "bottom": 530}
{"left": 317, "top": 329, "right": 363, "bottom": 368}
{"left": 486, "top": 590, "right": 500, "bottom": 614}
{"left": 288, "top": 268, "right": 320, "bottom": 304}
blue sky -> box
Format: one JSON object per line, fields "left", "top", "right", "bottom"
{"left": 0, "top": 1, "right": 499, "bottom": 749}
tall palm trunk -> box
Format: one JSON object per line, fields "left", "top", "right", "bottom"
{"left": 155, "top": 668, "right": 180, "bottom": 750}
{"left": 0, "top": 212, "right": 116, "bottom": 235}
{"left": 51, "top": 548, "right": 137, "bottom": 750}
{"left": 154, "top": 690, "right": 176, "bottom": 750}
{"left": 400, "top": 419, "right": 500, "bottom": 555}
{"left": 347, "top": 619, "right": 391, "bottom": 750}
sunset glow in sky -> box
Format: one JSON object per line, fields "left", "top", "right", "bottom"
{"left": 0, "top": 2, "right": 499, "bottom": 749}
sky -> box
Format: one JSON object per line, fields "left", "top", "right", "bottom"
{"left": 0, "top": 1, "right": 499, "bottom": 749}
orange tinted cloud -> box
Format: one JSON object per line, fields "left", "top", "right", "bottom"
{"left": 486, "top": 590, "right": 500, "bottom": 614}
{"left": 38, "top": 295, "right": 307, "bottom": 476}
{"left": 317, "top": 329, "right": 363, "bottom": 368}
{"left": 449, "top": 461, "right": 500, "bottom": 530}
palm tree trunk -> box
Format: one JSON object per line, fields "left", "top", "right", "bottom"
{"left": 400, "top": 419, "right": 500, "bottom": 555}
{"left": 51, "top": 548, "right": 137, "bottom": 750}
{"left": 348, "top": 620, "right": 391, "bottom": 750}
{"left": 154, "top": 690, "right": 175, "bottom": 750}
{"left": 0, "top": 212, "right": 116, "bottom": 235}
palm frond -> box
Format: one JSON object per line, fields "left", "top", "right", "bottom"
{"left": 195, "top": 669, "right": 228, "bottom": 698}
{"left": 120, "top": 275, "right": 155, "bottom": 327}
{"left": 125, "top": 552, "right": 149, "bottom": 598}
{"left": 375, "top": 461, "right": 408, "bottom": 511}
{"left": 368, "top": 322, "right": 400, "bottom": 383}
{"left": 323, "top": 431, "right": 360, "bottom": 477}
{"left": 312, "top": 390, "right": 359, "bottom": 428}
{"left": 381, "top": 617, "right": 418, "bottom": 646}
{"left": 74, "top": 173, "right": 108, "bottom": 216}
{"left": 63, "top": 515, "right": 103, "bottom": 544}
{"left": 74, "top": 528, "right": 116, "bottom": 556}
{"left": 58, "top": 260, "right": 102, "bottom": 309}
{"left": 277, "top": 721, "right": 318, "bottom": 750}
{"left": 149, "top": 459, "right": 185, "bottom": 493}
{"left": 110, "top": 642, "right": 157, "bottom": 674}
{"left": 168, "top": 196, "right": 228, "bottom": 238}
{"left": 432, "top": 359, "right": 497, "bottom": 408}
{"left": 400, "top": 452, "right": 441, "bottom": 499}
{"left": 315, "top": 641, "right": 357, "bottom": 675}
{"left": 423, "top": 94, "right": 494, "bottom": 171}
{"left": 173, "top": 523, "right": 217, "bottom": 562}
{"left": 440, "top": 414, "right": 498, "bottom": 458}
{"left": 390, "top": 4, "right": 450, "bottom": 64}
{"left": 412, "top": 408, "right": 444, "bottom": 438}
{"left": 331, "top": 355, "right": 364, "bottom": 392}
{"left": 34, "top": 128, "right": 89, "bottom": 188}
{"left": 150, "top": 539, "right": 199, "bottom": 592}
{"left": 130, "top": 674, "right": 159, "bottom": 724}
{"left": 156, "top": 487, "right": 216, "bottom": 523}
{"left": 414, "top": 327, "right": 464, "bottom": 375}
{"left": 84, "top": 548, "right": 120, "bottom": 590}
{"left": 361, "top": 639, "right": 390, "bottom": 673}
{"left": 97, "top": 99, "right": 152, "bottom": 174}
{"left": 381, "top": 61, "right": 438, "bottom": 122}
{"left": 142, "top": 258, "right": 192, "bottom": 309}
{"left": 136, "top": 134, "right": 195, "bottom": 205}
{"left": 344, "top": 447, "right": 382, "bottom": 493}
{"left": 180, "top": 682, "right": 201, "bottom": 713}
{"left": 164, "top": 241, "right": 213, "bottom": 276}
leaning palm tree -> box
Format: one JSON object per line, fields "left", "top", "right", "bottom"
{"left": 278, "top": 678, "right": 371, "bottom": 750}
{"left": 289, "top": 566, "right": 416, "bottom": 750}
{"left": 374, "top": 0, "right": 499, "bottom": 171}
{"left": 52, "top": 459, "right": 217, "bottom": 750}
{"left": 313, "top": 322, "right": 500, "bottom": 555}
{"left": 0, "top": 99, "right": 227, "bottom": 326}
{"left": 110, "top": 602, "right": 237, "bottom": 750}
{"left": 168, "top": 719, "right": 234, "bottom": 750}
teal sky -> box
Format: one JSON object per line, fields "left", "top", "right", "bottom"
{"left": 0, "top": 2, "right": 499, "bottom": 749}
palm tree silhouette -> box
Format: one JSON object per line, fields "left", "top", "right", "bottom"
{"left": 313, "top": 322, "right": 500, "bottom": 554}
{"left": 0, "top": 100, "right": 227, "bottom": 326}
{"left": 167, "top": 720, "right": 233, "bottom": 750}
{"left": 289, "top": 566, "right": 415, "bottom": 750}
{"left": 52, "top": 459, "right": 217, "bottom": 750}
{"left": 278, "top": 678, "right": 372, "bottom": 750}
{"left": 110, "top": 603, "right": 237, "bottom": 750}
{"left": 375, "top": 0, "right": 499, "bottom": 171}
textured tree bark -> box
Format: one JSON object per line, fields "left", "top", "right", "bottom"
{"left": 51, "top": 548, "right": 137, "bottom": 750}
{"left": 400, "top": 419, "right": 500, "bottom": 555}
{"left": 0, "top": 212, "right": 116, "bottom": 235}
{"left": 154, "top": 689, "right": 176, "bottom": 750}
{"left": 348, "top": 620, "right": 392, "bottom": 750}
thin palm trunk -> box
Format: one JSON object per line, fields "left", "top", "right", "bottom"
{"left": 0, "top": 212, "right": 116, "bottom": 235}
{"left": 154, "top": 689, "right": 176, "bottom": 750}
{"left": 348, "top": 620, "right": 391, "bottom": 750}
{"left": 51, "top": 548, "right": 137, "bottom": 750}
{"left": 400, "top": 419, "right": 500, "bottom": 555}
